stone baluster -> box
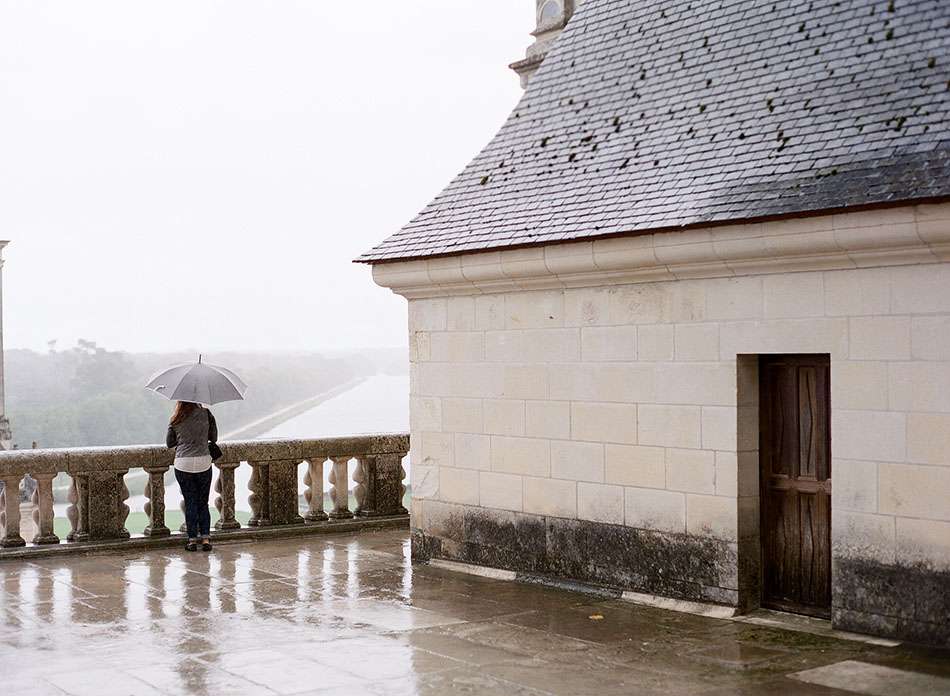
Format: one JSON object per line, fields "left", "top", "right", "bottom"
{"left": 66, "top": 476, "right": 80, "bottom": 542}
{"left": 117, "top": 475, "right": 131, "bottom": 539}
{"left": 72, "top": 475, "right": 90, "bottom": 541}
{"left": 31, "top": 472, "right": 60, "bottom": 545}
{"left": 304, "top": 458, "right": 328, "bottom": 522}
{"left": 143, "top": 477, "right": 151, "bottom": 522}
{"left": 0, "top": 474, "right": 25, "bottom": 547}
{"left": 30, "top": 488, "right": 38, "bottom": 536}
{"left": 247, "top": 461, "right": 270, "bottom": 527}
{"left": 328, "top": 456, "right": 353, "bottom": 520}
{"left": 143, "top": 465, "right": 170, "bottom": 537}
{"left": 242, "top": 459, "right": 302, "bottom": 527}
{"left": 373, "top": 453, "right": 409, "bottom": 516}
{"left": 214, "top": 461, "right": 241, "bottom": 530}
{"left": 354, "top": 456, "right": 377, "bottom": 517}
{"left": 399, "top": 458, "right": 408, "bottom": 509}
{"left": 65, "top": 469, "right": 130, "bottom": 542}
{"left": 270, "top": 460, "right": 304, "bottom": 526}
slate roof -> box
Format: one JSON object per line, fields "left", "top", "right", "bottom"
{"left": 358, "top": 0, "right": 950, "bottom": 264}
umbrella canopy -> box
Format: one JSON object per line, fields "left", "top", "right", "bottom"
{"left": 145, "top": 356, "right": 248, "bottom": 405}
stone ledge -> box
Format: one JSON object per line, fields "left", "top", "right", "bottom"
{"left": 620, "top": 589, "right": 739, "bottom": 619}
{"left": 0, "top": 515, "right": 409, "bottom": 562}
{"left": 0, "top": 433, "right": 411, "bottom": 477}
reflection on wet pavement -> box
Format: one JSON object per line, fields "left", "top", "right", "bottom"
{"left": 2, "top": 528, "right": 948, "bottom": 696}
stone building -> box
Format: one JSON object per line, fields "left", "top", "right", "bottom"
{"left": 358, "top": 1, "right": 950, "bottom": 645}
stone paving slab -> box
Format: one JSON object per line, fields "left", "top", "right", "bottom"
{"left": 790, "top": 660, "right": 950, "bottom": 695}
{"left": 1, "top": 528, "right": 948, "bottom": 696}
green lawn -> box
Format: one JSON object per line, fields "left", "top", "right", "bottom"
{"left": 52, "top": 510, "right": 253, "bottom": 539}
{"left": 50, "top": 491, "right": 409, "bottom": 539}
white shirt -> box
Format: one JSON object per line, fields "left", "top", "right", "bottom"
{"left": 174, "top": 454, "right": 212, "bottom": 473}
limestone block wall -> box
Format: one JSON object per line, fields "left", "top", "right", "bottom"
{"left": 375, "top": 202, "right": 950, "bottom": 645}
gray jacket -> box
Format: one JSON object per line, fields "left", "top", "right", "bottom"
{"left": 166, "top": 407, "right": 218, "bottom": 458}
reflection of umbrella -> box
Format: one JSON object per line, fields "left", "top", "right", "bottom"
{"left": 145, "top": 355, "right": 247, "bottom": 405}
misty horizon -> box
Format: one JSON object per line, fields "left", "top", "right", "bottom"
{"left": 10, "top": 343, "right": 410, "bottom": 357}
{"left": 0, "top": 1, "right": 531, "bottom": 354}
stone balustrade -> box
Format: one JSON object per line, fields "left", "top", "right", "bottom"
{"left": 0, "top": 434, "right": 409, "bottom": 552}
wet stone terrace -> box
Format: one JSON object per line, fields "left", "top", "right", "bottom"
{"left": 2, "top": 529, "right": 949, "bottom": 696}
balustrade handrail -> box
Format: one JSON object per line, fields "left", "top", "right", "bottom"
{"left": 0, "top": 433, "right": 409, "bottom": 550}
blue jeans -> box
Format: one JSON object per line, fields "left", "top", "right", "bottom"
{"left": 175, "top": 468, "right": 212, "bottom": 539}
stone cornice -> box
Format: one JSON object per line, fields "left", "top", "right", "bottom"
{"left": 373, "top": 203, "right": 950, "bottom": 299}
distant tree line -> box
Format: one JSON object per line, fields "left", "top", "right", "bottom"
{"left": 5, "top": 341, "right": 402, "bottom": 449}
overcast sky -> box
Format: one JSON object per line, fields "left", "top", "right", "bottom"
{"left": 0, "top": 1, "right": 531, "bottom": 354}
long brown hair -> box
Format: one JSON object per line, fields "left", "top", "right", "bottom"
{"left": 170, "top": 401, "right": 200, "bottom": 426}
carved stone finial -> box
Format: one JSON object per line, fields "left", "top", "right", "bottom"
{"left": 509, "top": 0, "right": 579, "bottom": 88}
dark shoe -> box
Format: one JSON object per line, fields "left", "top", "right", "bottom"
{"left": 185, "top": 541, "right": 198, "bottom": 552}
{"left": 201, "top": 542, "right": 212, "bottom": 552}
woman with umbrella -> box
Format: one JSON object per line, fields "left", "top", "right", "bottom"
{"left": 146, "top": 356, "right": 247, "bottom": 552}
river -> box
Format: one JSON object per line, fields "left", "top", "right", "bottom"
{"left": 260, "top": 374, "right": 409, "bottom": 440}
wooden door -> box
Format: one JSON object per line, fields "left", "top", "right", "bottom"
{"left": 759, "top": 354, "right": 831, "bottom": 618}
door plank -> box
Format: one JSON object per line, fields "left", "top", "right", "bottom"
{"left": 799, "top": 366, "right": 818, "bottom": 480}
{"left": 800, "top": 492, "right": 817, "bottom": 604}
{"left": 760, "top": 354, "right": 831, "bottom": 618}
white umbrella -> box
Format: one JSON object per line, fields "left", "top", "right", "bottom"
{"left": 145, "top": 355, "right": 248, "bottom": 405}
